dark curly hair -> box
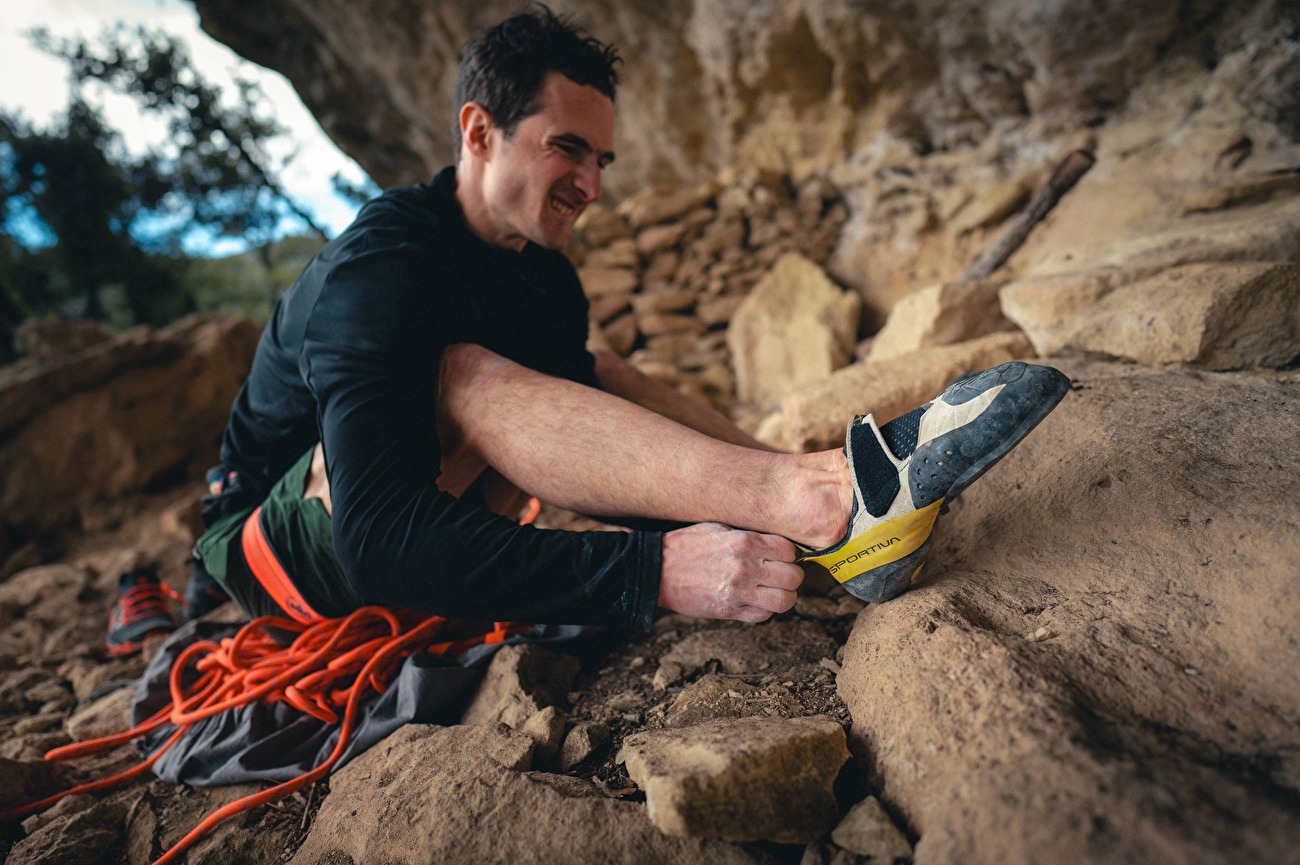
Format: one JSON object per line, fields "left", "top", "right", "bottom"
{"left": 452, "top": 5, "right": 621, "bottom": 158}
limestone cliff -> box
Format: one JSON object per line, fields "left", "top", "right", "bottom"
{"left": 191, "top": 0, "right": 1299, "bottom": 317}
{"left": 191, "top": 0, "right": 1297, "bottom": 197}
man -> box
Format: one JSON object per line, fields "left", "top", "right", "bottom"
{"left": 107, "top": 8, "right": 1068, "bottom": 654}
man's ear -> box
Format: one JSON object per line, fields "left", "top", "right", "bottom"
{"left": 459, "top": 102, "right": 494, "bottom": 159}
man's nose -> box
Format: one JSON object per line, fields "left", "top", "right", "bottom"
{"left": 574, "top": 160, "right": 601, "bottom": 203}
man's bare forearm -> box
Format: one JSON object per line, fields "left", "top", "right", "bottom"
{"left": 592, "top": 349, "right": 781, "bottom": 452}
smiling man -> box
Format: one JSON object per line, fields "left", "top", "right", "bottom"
{"left": 106, "top": 7, "right": 1069, "bottom": 654}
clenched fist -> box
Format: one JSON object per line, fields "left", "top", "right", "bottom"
{"left": 658, "top": 522, "right": 804, "bottom": 622}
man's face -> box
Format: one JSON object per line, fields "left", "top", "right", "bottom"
{"left": 477, "top": 72, "right": 616, "bottom": 251}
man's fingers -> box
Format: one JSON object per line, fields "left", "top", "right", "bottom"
{"left": 747, "top": 585, "right": 798, "bottom": 615}
{"left": 756, "top": 560, "right": 804, "bottom": 592}
{"left": 749, "top": 531, "right": 798, "bottom": 562}
{"left": 735, "top": 605, "right": 775, "bottom": 624}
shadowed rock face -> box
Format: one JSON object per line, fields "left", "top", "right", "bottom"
{"left": 189, "top": 0, "right": 1293, "bottom": 198}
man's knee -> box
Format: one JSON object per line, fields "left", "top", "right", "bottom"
{"left": 440, "top": 342, "right": 513, "bottom": 386}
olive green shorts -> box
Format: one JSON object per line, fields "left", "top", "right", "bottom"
{"left": 194, "top": 449, "right": 364, "bottom": 620}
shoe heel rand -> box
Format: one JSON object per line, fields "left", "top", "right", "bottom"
{"left": 801, "top": 498, "right": 944, "bottom": 583}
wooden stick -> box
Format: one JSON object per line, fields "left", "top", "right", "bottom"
{"left": 959, "top": 149, "right": 1095, "bottom": 281}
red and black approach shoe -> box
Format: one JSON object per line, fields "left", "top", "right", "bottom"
{"left": 106, "top": 567, "right": 176, "bottom": 657}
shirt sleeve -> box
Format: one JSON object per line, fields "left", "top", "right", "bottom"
{"left": 301, "top": 246, "right": 661, "bottom": 630}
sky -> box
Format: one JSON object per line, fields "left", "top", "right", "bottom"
{"left": 0, "top": 0, "right": 371, "bottom": 254}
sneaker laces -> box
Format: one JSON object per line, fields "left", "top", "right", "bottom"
{"left": 115, "top": 579, "right": 170, "bottom": 627}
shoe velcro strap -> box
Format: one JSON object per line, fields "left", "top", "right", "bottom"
{"left": 846, "top": 414, "right": 903, "bottom": 519}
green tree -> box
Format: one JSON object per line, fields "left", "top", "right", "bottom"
{"left": 0, "top": 27, "right": 333, "bottom": 355}
{"left": 37, "top": 26, "right": 327, "bottom": 256}
{"left": 0, "top": 99, "right": 183, "bottom": 327}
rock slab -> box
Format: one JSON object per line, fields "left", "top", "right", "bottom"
{"left": 1050, "top": 262, "right": 1300, "bottom": 369}
{"left": 837, "top": 361, "right": 1300, "bottom": 864}
{"left": 622, "top": 715, "right": 850, "bottom": 843}
{"left": 293, "top": 735, "right": 767, "bottom": 865}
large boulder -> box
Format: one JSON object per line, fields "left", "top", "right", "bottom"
{"left": 1044, "top": 262, "right": 1300, "bottom": 369}
{"left": 0, "top": 316, "right": 259, "bottom": 539}
{"left": 727, "top": 253, "right": 860, "bottom": 407}
{"left": 836, "top": 360, "right": 1300, "bottom": 864}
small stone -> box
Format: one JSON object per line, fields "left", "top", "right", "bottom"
{"left": 696, "top": 295, "right": 745, "bottom": 327}
{"left": 631, "top": 289, "right": 696, "bottom": 317}
{"left": 460, "top": 645, "right": 580, "bottom": 730}
{"left": 578, "top": 266, "right": 639, "bottom": 298}
{"left": 644, "top": 250, "right": 680, "bottom": 283}
{"left": 830, "top": 796, "right": 913, "bottom": 860}
{"left": 574, "top": 202, "right": 631, "bottom": 246}
{"left": 0, "top": 756, "right": 60, "bottom": 811}
{"left": 818, "top": 657, "right": 842, "bottom": 674}
{"left": 653, "top": 661, "right": 686, "bottom": 690}
{"left": 636, "top": 312, "right": 706, "bottom": 338}
{"left": 729, "top": 253, "right": 860, "bottom": 405}
{"left": 520, "top": 706, "right": 567, "bottom": 769}
{"left": 666, "top": 676, "right": 751, "bottom": 723}
{"left": 1184, "top": 666, "right": 1201, "bottom": 676}
{"left": 637, "top": 222, "right": 689, "bottom": 257}
{"left": 9, "top": 795, "right": 128, "bottom": 865}
{"left": 1027, "top": 626, "right": 1057, "bottom": 643}
{"left": 559, "top": 721, "right": 610, "bottom": 770}
{"left": 13, "top": 712, "right": 63, "bottom": 736}
{"left": 794, "top": 596, "right": 842, "bottom": 619}
{"left": 589, "top": 292, "right": 632, "bottom": 325}
{"left": 799, "top": 842, "right": 831, "bottom": 865}
{"left": 618, "top": 182, "right": 719, "bottom": 230}
{"left": 584, "top": 237, "right": 639, "bottom": 270}
{"left": 602, "top": 312, "right": 639, "bottom": 356}
{"left": 835, "top": 596, "right": 867, "bottom": 617}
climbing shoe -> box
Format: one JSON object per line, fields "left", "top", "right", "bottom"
{"left": 800, "top": 361, "right": 1071, "bottom": 603}
{"left": 106, "top": 567, "right": 176, "bottom": 657}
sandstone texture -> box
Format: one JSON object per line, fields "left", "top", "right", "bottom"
{"left": 3, "top": 1, "right": 1299, "bottom": 862}
{"left": 191, "top": 0, "right": 1296, "bottom": 207}
{"left": 868, "top": 277, "right": 1013, "bottom": 362}
{"left": 837, "top": 361, "right": 1300, "bottom": 865}
{"left": 830, "top": 796, "right": 913, "bottom": 861}
{"left": 728, "top": 253, "right": 861, "bottom": 406}
{"left": 0, "top": 316, "right": 259, "bottom": 542}
{"left": 1048, "top": 263, "right": 1300, "bottom": 368}
{"left": 622, "top": 715, "right": 850, "bottom": 843}
{"left": 293, "top": 739, "right": 770, "bottom": 865}
{"left": 459, "top": 643, "right": 580, "bottom": 729}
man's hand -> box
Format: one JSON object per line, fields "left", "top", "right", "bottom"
{"left": 659, "top": 523, "right": 804, "bottom": 623}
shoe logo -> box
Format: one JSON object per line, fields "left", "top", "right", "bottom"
{"left": 828, "top": 537, "right": 901, "bottom": 575}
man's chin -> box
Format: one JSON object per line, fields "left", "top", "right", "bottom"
{"left": 529, "top": 224, "right": 574, "bottom": 251}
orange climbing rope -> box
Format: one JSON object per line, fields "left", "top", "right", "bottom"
{"left": 0, "top": 497, "right": 546, "bottom": 863}
{"left": 0, "top": 609, "right": 528, "bottom": 863}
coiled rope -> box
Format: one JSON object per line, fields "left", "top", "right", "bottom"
{"left": 0, "top": 607, "right": 527, "bottom": 863}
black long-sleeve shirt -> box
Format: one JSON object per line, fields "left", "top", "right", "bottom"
{"left": 206, "top": 167, "right": 661, "bottom": 630}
